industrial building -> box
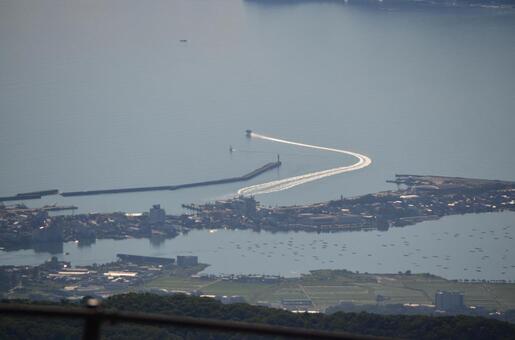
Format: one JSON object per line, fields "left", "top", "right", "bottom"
{"left": 149, "top": 204, "right": 166, "bottom": 225}
{"left": 177, "top": 255, "right": 198, "bottom": 267}
{"left": 435, "top": 291, "right": 464, "bottom": 311}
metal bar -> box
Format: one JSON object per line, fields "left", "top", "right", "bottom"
{"left": 83, "top": 315, "right": 101, "bottom": 340}
{"left": 0, "top": 303, "right": 392, "bottom": 340}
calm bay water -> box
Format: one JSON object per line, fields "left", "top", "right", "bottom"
{"left": 1, "top": 212, "right": 514, "bottom": 280}
{"left": 0, "top": 0, "right": 514, "bottom": 278}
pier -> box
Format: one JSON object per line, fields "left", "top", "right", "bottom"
{"left": 60, "top": 161, "right": 281, "bottom": 197}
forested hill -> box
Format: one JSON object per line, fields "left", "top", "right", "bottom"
{"left": 1, "top": 293, "right": 515, "bottom": 339}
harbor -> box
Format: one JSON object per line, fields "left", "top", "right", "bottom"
{"left": 1, "top": 174, "right": 513, "bottom": 282}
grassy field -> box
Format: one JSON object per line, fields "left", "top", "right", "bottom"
{"left": 144, "top": 270, "right": 515, "bottom": 311}
{"left": 144, "top": 276, "right": 211, "bottom": 292}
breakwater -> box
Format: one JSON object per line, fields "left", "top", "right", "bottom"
{"left": 60, "top": 161, "right": 281, "bottom": 197}
{"left": 0, "top": 190, "right": 59, "bottom": 202}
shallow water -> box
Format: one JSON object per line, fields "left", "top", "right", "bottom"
{"left": 1, "top": 211, "right": 513, "bottom": 280}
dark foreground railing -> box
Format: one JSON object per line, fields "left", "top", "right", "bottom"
{"left": 0, "top": 302, "right": 393, "bottom": 340}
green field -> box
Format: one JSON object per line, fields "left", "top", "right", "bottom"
{"left": 144, "top": 276, "right": 211, "bottom": 292}
{"left": 144, "top": 270, "right": 515, "bottom": 311}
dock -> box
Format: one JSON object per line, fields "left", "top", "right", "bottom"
{"left": 60, "top": 161, "right": 281, "bottom": 197}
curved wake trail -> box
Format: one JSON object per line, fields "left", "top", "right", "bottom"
{"left": 237, "top": 132, "right": 372, "bottom": 196}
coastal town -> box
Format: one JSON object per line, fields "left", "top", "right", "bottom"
{"left": 185, "top": 174, "right": 515, "bottom": 232}
{"left": 1, "top": 174, "right": 515, "bottom": 323}
{"left": 1, "top": 174, "right": 513, "bottom": 252}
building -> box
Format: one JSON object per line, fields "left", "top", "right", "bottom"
{"left": 177, "top": 255, "right": 198, "bottom": 267}
{"left": 149, "top": 204, "right": 166, "bottom": 225}
{"left": 32, "top": 223, "right": 63, "bottom": 243}
{"left": 41, "top": 256, "right": 71, "bottom": 271}
{"left": 435, "top": 291, "right": 464, "bottom": 311}
{"left": 216, "top": 196, "right": 257, "bottom": 217}
{"left": 296, "top": 213, "right": 362, "bottom": 226}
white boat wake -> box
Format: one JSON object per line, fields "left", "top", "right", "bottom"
{"left": 236, "top": 132, "right": 372, "bottom": 196}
